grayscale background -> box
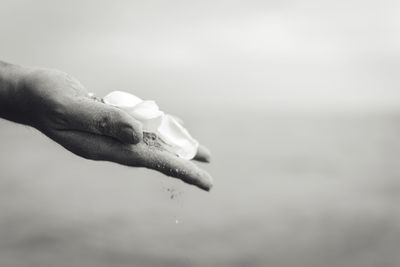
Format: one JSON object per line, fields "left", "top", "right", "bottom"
{"left": 1, "top": 1, "right": 400, "bottom": 266}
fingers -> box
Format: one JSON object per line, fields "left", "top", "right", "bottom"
{"left": 65, "top": 97, "right": 143, "bottom": 144}
{"left": 193, "top": 144, "right": 211, "bottom": 163}
{"left": 48, "top": 129, "right": 213, "bottom": 191}
{"left": 138, "top": 144, "right": 213, "bottom": 191}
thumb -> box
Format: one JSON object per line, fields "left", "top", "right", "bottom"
{"left": 65, "top": 97, "right": 143, "bottom": 144}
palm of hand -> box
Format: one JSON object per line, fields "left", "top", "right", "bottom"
{"left": 19, "top": 68, "right": 212, "bottom": 191}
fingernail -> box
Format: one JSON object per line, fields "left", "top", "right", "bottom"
{"left": 196, "top": 155, "right": 211, "bottom": 163}
{"left": 121, "top": 126, "right": 140, "bottom": 144}
{"left": 198, "top": 171, "right": 213, "bottom": 191}
{"left": 133, "top": 130, "right": 143, "bottom": 144}
{"left": 194, "top": 146, "right": 211, "bottom": 163}
{"left": 131, "top": 120, "right": 143, "bottom": 144}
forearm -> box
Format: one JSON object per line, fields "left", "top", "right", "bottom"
{"left": 0, "top": 61, "right": 30, "bottom": 125}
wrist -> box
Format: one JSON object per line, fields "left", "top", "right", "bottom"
{"left": 0, "top": 61, "right": 30, "bottom": 125}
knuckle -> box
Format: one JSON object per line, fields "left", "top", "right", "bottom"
{"left": 97, "top": 114, "right": 111, "bottom": 132}
{"left": 47, "top": 101, "right": 69, "bottom": 127}
{"left": 110, "top": 110, "right": 126, "bottom": 126}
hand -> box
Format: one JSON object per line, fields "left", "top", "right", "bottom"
{"left": 3, "top": 64, "right": 213, "bottom": 191}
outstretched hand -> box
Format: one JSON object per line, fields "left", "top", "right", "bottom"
{"left": 2, "top": 64, "right": 212, "bottom": 191}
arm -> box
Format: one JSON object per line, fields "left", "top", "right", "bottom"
{"left": 0, "top": 61, "right": 28, "bottom": 124}
{"left": 0, "top": 61, "right": 212, "bottom": 191}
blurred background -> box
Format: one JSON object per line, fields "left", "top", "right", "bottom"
{"left": 1, "top": 0, "right": 400, "bottom": 266}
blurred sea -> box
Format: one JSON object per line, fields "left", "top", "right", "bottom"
{"left": 1, "top": 110, "right": 400, "bottom": 267}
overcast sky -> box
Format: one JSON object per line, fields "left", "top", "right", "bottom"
{"left": 1, "top": 0, "right": 400, "bottom": 111}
